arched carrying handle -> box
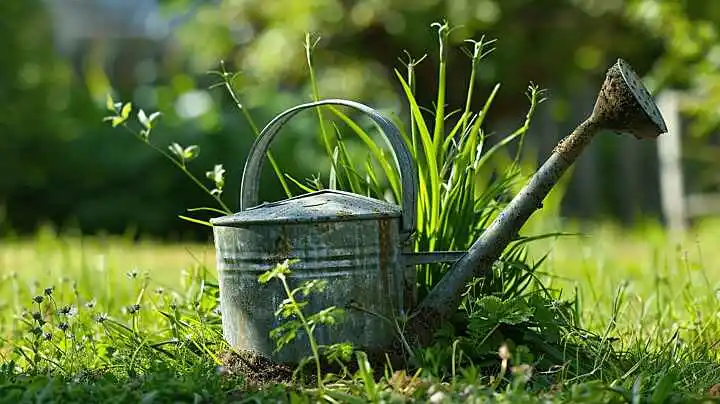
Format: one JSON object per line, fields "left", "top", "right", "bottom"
{"left": 239, "top": 99, "right": 418, "bottom": 234}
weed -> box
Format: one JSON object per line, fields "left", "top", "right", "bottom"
{"left": 258, "top": 259, "right": 350, "bottom": 389}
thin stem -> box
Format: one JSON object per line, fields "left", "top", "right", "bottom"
{"left": 219, "top": 66, "right": 292, "bottom": 199}
{"left": 280, "top": 276, "right": 323, "bottom": 389}
{"left": 461, "top": 42, "right": 482, "bottom": 134}
{"left": 431, "top": 22, "right": 449, "bottom": 155}
{"left": 304, "top": 34, "right": 335, "bottom": 176}
{"left": 428, "top": 22, "right": 450, "bottom": 251}
{"left": 513, "top": 86, "right": 542, "bottom": 164}
{"left": 406, "top": 55, "right": 419, "bottom": 156}
{"left": 126, "top": 127, "right": 232, "bottom": 213}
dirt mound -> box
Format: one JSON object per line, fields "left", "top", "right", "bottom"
{"left": 218, "top": 350, "right": 293, "bottom": 386}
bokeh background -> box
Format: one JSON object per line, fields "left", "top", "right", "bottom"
{"left": 2, "top": 0, "right": 719, "bottom": 240}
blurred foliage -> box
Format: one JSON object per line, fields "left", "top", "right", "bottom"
{"left": 626, "top": 0, "right": 720, "bottom": 136}
{"left": 624, "top": 0, "right": 720, "bottom": 193}
{"left": 1, "top": 0, "right": 718, "bottom": 238}
{"left": 171, "top": 0, "right": 662, "bottom": 120}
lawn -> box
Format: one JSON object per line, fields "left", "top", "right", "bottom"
{"left": 1, "top": 219, "right": 719, "bottom": 402}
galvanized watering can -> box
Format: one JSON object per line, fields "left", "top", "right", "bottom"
{"left": 210, "top": 99, "right": 462, "bottom": 364}
{"left": 210, "top": 58, "right": 669, "bottom": 363}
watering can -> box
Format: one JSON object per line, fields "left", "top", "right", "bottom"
{"left": 210, "top": 58, "right": 668, "bottom": 363}
{"left": 210, "top": 99, "right": 463, "bottom": 364}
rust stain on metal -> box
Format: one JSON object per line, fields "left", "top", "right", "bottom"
{"left": 268, "top": 225, "right": 293, "bottom": 264}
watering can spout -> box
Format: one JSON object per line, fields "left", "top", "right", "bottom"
{"left": 411, "top": 58, "right": 668, "bottom": 343}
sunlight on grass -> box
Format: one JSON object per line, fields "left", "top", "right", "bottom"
{"left": 1, "top": 219, "right": 720, "bottom": 399}
{"left": 527, "top": 217, "right": 720, "bottom": 393}
{"left": 0, "top": 227, "right": 214, "bottom": 288}
{"left": 0, "top": 227, "right": 215, "bottom": 336}
{"left": 533, "top": 218, "right": 720, "bottom": 332}
{"left": 4, "top": 220, "right": 720, "bottom": 352}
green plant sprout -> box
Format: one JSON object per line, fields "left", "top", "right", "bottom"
{"left": 103, "top": 96, "right": 232, "bottom": 225}
{"left": 258, "top": 259, "right": 351, "bottom": 390}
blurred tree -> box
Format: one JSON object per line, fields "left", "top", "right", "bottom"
{"left": 626, "top": 0, "right": 720, "bottom": 134}
{"left": 0, "top": 0, "right": 254, "bottom": 238}
{"left": 5, "top": 0, "right": 714, "bottom": 238}
{"left": 624, "top": 0, "right": 720, "bottom": 194}
{"left": 0, "top": 0, "right": 91, "bottom": 233}
{"left": 170, "top": 0, "right": 661, "bottom": 122}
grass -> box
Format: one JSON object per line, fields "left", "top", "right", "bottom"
{"left": 532, "top": 219, "right": 720, "bottom": 397}
{"left": 1, "top": 219, "right": 719, "bottom": 402}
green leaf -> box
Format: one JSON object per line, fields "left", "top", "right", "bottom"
{"left": 178, "top": 215, "right": 212, "bottom": 227}
{"left": 168, "top": 143, "right": 184, "bottom": 160}
{"left": 395, "top": 70, "right": 441, "bottom": 232}
{"left": 120, "top": 102, "right": 132, "bottom": 120}
{"left": 298, "top": 279, "right": 328, "bottom": 297}
{"left": 355, "top": 351, "right": 379, "bottom": 400}
{"left": 471, "top": 296, "right": 535, "bottom": 325}
{"left": 148, "top": 111, "right": 161, "bottom": 125}
{"left": 183, "top": 145, "right": 199, "bottom": 161}
{"left": 276, "top": 299, "right": 308, "bottom": 318}
{"left": 110, "top": 116, "right": 126, "bottom": 128}
{"left": 307, "top": 306, "right": 343, "bottom": 326}
{"left": 285, "top": 173, "right": 317, "bottom": 193}
{"left": 651, "top": 372, "right": 677, "bottom": 403}
{"left": 258, "top": 260, "right": 293, "bottom": 284}
{"left": 324, "top": 342, "right": 353, "bottom": 363}
{"left": 328, "top": 145, "right": 339, "bottom": 190}
{"left": 138, "top": 109, "right": 150, "bottom": 129}
{"left": 327, "top": 106, "right": 401, "bottom": 202}
{"left": 334, "top": 128, "right": 363, "bottom": 194}
{"left": 186, "top": 207, "right": 229, "bottom": 215}
{"left": 269, "top": 320, "right": 301, "bottom": 350}
{"left": 205, "top": 164, "right": 226, "bottom": 190}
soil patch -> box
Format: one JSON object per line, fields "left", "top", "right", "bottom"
{"left": 218, "top": 350, "right": 293, "bottom": 387}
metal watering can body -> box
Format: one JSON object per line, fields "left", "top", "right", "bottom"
{"left": 209, "top": 99, "right": 451, "bottom": 364}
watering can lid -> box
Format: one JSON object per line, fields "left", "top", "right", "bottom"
{"left": 210, "top": 189, "right": 401, "bottom": 226}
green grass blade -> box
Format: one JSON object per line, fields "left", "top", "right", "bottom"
{"left": 431, "top": 22, "right": 449, "bottom": 159}
{"left": 178, "top": 216, "right": 212, "bottom": 227}
{"left": 395, "top": 70, "right": 441, "bottom": 238}
{"left": 333, "top": 126, "right": 364, "bottom": 195}
{"left": 186, "top": 207, "right": 231, "bottom": 215}
{"left": 304, "top": 34, "right": 334, "bottom": 161}
{"left": 284, "top": 173, "right": 318, "bottom": 194}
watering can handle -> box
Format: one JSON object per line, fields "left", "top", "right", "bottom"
{"left": 239, "top": 99, "right": 418, "bottom": 235}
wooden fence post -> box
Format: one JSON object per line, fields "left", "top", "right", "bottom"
{"left": 656, "top": 91, "right": 687, "bottom": 234}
